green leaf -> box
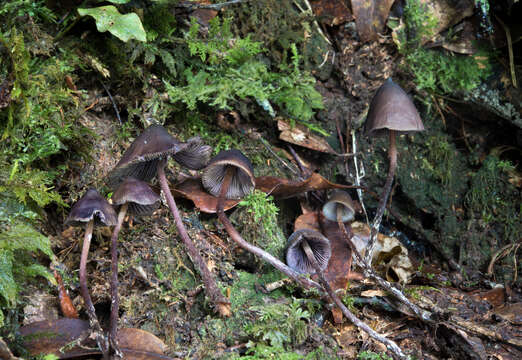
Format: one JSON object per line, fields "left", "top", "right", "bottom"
{"left": 0, "top": 249, "right": 16, "bottom": 306}
{"left": 78, "top": 6, "right": 146, "bottom": 42}
{"left": 0, "top": 223, "right": 53, "bottom": 259}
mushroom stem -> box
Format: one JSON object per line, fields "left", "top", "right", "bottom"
{"left": 365, "top": 130, "right": 397, "bottom": 265}
{"left": 336, "top": 206, "right": 354, "bottom": 272}
{"left": 216, "top": 168, "right": 322, "bottom": 292}
{"left": 301, "top": 240, "right": 406, "bottom": 359}
{"left": 157, "top": 159, "right": 231, "bottom": 317}
{"left": 79, "top": 220, "right": 109, "bottom": 360}
{"left": 109, "top": 203, "right": 127, "bottom": 359}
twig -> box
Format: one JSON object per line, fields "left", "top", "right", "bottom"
{"left": 176, "top": 0, "right": 250, "bottom": 10}
{"left": 336, "top": 218, "right": 434, "bottom": 322}
{"left": 351, "top": 130, "right": 370, "bottom": 223}
{"left": 259, "top": 137, "right": 299, "bottom": 175}
{"left": 301, "top": 241, "right": 407, "bottom": 359}
{"left": 100, "top": 82, "right": 121, "bottom": 125}
{"left": 286, "top": 144, "right": 309, "bottom": 177}
{"left": 293, "top": 0, "right": 332, "bottom": 45}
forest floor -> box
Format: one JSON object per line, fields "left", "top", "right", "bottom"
{"left": 1, "top": 1, "right": 521, "bottom": 359}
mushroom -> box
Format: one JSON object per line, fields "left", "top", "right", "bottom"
{"left": 364, "top": 78, "right": 424, "bottom": 263}
{"left": 65, "top": 188, "right": 117, "bottom": 360}
{"left": 286, "top": 229, "right": 331, "bottom": 274}
{"left": 284, "top": 227, "right": 406, "bottom": 358}
{"left": 107, "top": 125, "right": 231, "bottom": 317}
{"left": 109, "top": 178, "right": 160, "bottom": 357}
{"left": 322, "top": 190, "right": 356, "bottom": 224}
{"left": 202, "top": 150, "right": 321, "bottom": 291}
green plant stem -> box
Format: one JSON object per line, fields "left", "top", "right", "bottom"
{"left": 157, "top": 159, "right": 231, "bottom": 317}
{"left": 109, "top": 203, "right": 127, "bottom": 359}
{"left": 216, "top": 167, "right": 322, "bottom": 291}
{"left": 79, "top": 220, "right": 109, "bottom": 360}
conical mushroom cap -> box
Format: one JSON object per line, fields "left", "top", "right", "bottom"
{"left": 202, "top": 149, "right": 255, "bottom": 199}
{"left": 112, "top": 178, "right": 161, "bottom": 216}
{"left": 365, "top": 78, "right": 424, "bottom": 136}
{"left": 65, "top": 189, "right": 117, "bottom": 227}
{"left": 107, "top": 125, "right": 210, "bottom": 188}
{"left": 322, "top": 190, "right": 356, "bottom": 223}
{"left": 286, "top": 229, "right": 331, "bottom": 274}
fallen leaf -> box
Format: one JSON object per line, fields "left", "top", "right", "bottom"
{"left": 54, "top": 270, "right": 79, "bottom": 319}
{"left": 118, "top": 327, "right": 169, "bottom": 358}
{"left": 471, "top": 287, "right": 505, "bottom": 308}
{"left": 294, "top": 212, "right": 321, "bottom": 232}
{"left": 441, "top": 21, "right": 477, "bottom": 54}
{"left": 310, "top": 0, "right": 353, "bottom": 26}
{"left": 494, "top": 303, "right": 522, "bottom": 325}
{"left": 171, "top": 178, "right": 241, "bottom": 213}
{"left": 190, "top": 0, "right": 218, "bottom": 28}
{"left": 20, "top": 318, "right": 92, "bottom": 357}
{"left": 277, "top": 118, "right": 336, "bottom": 154}
{"left": 361, "top": 289, "right": 387, "bottom": 297}
{"left": 256, "top": 173, "right": 355, "bottom": 199}
{"left": 352, "top": 0, "right": 396, "bottom": 42}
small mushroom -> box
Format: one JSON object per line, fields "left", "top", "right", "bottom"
{"left": 107, "top": 125, "right": 230, "bottom": 317}
{"left": 322, "top": 190, "right": 356, "bottom": 224}
{"left": 109, "top": 178, "right": 160, "bottom": 357}
{"left": 286, "top": 229, "right": 331, "bottom": 274}
{"left": 202, "top": 149, "right": 255, "bottom": 200}
{"left": 65, "top": 188, "right": 117, "bottom": 360}
{"left": 107, "top": 124, "right": 211, "bottom": 188}
{"left": 202, "top": 150, "right": 321, "bottom": 291}
{"left": 364, "top": 78, "right": 425, "bottom": 262}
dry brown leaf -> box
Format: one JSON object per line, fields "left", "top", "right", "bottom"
{"left": 361, "top": 289, "right": 387, "bottom": 297}
{"left": 171, "top": 178, "right": 240, "bottom": 213}
{"left": 256, "top": 173, "right": 355, "bottom": 199}
{"left": 54, "top": 270, "right": 79, "bottom": 319}
{"left": 310, "top": 0, "right": 353, "bottom": 26}
{"left": 277, "top": 118, "right": 336, "bottom": 154}
{"left": 294, "top": 212, "right": 321, "bottom": 232}
{"left": 352, "top": 0, "right": 396, "bottom": 42}
{"left": 20, "top": 318, "right": 92, "bottom": 357}
{"left": 494, "top": 303, "right": 522, "bottom": 325}
{"left": 471, "top": 287, "right": 505, "bottom": 308}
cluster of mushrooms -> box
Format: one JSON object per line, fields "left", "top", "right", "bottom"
{"left": 65, "top": 78, "right": 424, "bottom": 359}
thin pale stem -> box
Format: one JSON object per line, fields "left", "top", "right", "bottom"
{"left": 301, "top": 240, "right": 406, "bottom": 359}
{"left": 79, "top": 220, "right": 109, "bottom": 360}
{"left": 365, "top": 131, "right": 397, "bottom": 265}
{"left": 216, "top": 167, "right": 322, "bottom": 292}
{"left": 158, "top": 159, "right": 231, "bottom": 317}
{"left": 109, "top": 203, "right": 127, "bottom": 359}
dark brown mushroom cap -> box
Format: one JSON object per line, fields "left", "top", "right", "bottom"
{"left": 322, "top": 190, "right": 356, "bottom": 223}
{"left": 365, "top": 78, "right": 424, "bottom": 136}
{"left": 107, "top": 125, "right": 211, "bottom": 188}
{"left": 202, "top": 149, "right": 255, "bottom": 199}
{"left": 112, "top": 178, "right": 161, "bottom": 216}
{"left": 65, "top": 189, "right": 117, "bottom": 227}
{"left": 286, "top": 229, "right": 331, "bottom": 274}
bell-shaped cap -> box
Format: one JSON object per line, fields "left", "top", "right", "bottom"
{"left": 112, "top": 178, "right": 161, "bottom": 216}
{"left": 365, "top": 78, "right": 424, "bottom": 137}
{"left": 202, "top": 149, "right": 255, "bottom": 199}
{"left": 107, "top": 125, "right": 211, "bottom": 188}
{"left": 65, "top": 189, "right": 117, "bottom": 227}
{"left": 286, "top": 229, "right": 331, "bottom": 274}
{"left": 322, "top": 190, "right": 356, "bottom": 223}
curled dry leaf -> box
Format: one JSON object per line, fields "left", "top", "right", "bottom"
{"left": 351, "top": 0, "right": 396, "bottom": 42}
{"left": 277, "top": 118, "right": 336, "bottom": 154}
{"left": 170, "top": 177, "right": 241, "bottom": 213}
{"left": 172, "top": 174, "right": 356, "bottom": 213}
{"left": 0, "top": 337, "right": 18, "bottom": 360}
{"left": 54, "top": 270, "right": 79, "bottom": 319}
{"left": 256, "top": 173, "right": 355, "bottom": 199}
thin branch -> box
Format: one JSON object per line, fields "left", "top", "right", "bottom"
{"left": 176, "top": 0, "right": 250, "bottom": 11}
{"left": 100, "top": 82, "right": 121, "bottom": 125}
